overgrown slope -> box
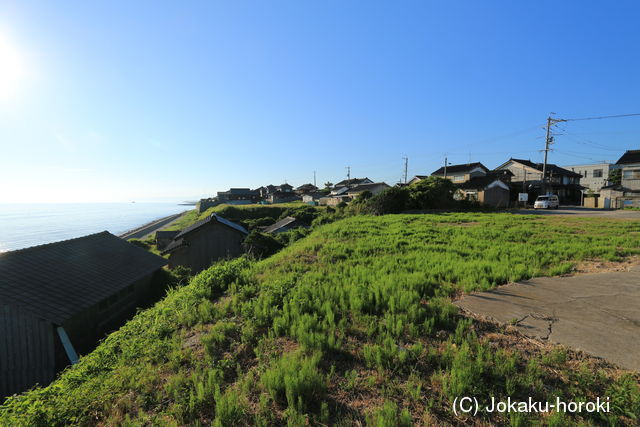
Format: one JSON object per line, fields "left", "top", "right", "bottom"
{"left": 2, "top": 213, "right": 639, "bottom": 425}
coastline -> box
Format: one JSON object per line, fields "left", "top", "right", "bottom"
{"left": 119, "top": 211, "right": 188, "bottom": 240}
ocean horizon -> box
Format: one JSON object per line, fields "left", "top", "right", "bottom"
{"left": 0, "top": 202, "right": 190, "bottom": 252}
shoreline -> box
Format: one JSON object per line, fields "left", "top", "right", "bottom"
{"left": 119, "top": 211, "right": 188, "bottom": 240}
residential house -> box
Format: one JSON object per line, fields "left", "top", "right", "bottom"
{"left": 408, "top": 175, "right": 428, "bottom": 185}
{"left": 334, "top": 177, "right": 373, "bottom": 188}
{"left": 302, "top": 191, "right": 324, "bottom": 204}
{"left": 295, "top": 183, "right": 318, "bottom": 194}
{"left": 431, "top": 162, "right": 490, "bottom": 183}
{"left": 0, "top": 232, "right": 167, "bottom": 398}
{"left": 346, "top": 182, "right": 390, "bottom": 197}
{"left": 606, "top": 149, "right": 640, "bottom": 207}
{"left": 453, "top": 174, "right": 511, "bottom": 207}
{"left": 162, "top": 214, "right": 248, "bottom": 273}
{"left": 563, "top": 163, "right": 612, "bottom": 192}
{"left": 262, "top": 216, "right": 301, "bottom": 234}
{"left": 216, "top": 188, "right": 260, "bottom": 204}
{"left": 494, "top": 158, "right": 583, "bottom": 204}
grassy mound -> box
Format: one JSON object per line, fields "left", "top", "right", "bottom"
{"left": 2, "top": 213, "right": 639, "bottom": 425}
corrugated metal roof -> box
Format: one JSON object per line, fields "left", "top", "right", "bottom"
{"left": 0, "top": 232, "right": 167, "bottom": 324}
{"left": 174, "top": 214, "right": 248, "bottom": 240}
{"left": 263, "top": 217, "right": 297, "bottom": 234}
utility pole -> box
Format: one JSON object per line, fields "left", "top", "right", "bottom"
{"left": 444, "top": 156, "right": 448, "bottom": 178}
{"left": 402, "top": 156, "right": 408, "bottom": 184}
{"left": 313, "top": 170, "right": 316, "bottom": 187}
{"left": 346, "top": 166, "right": 351, "bottom": 182}
{"left": 541, "top": 115, "right": 565, "bottom": 194}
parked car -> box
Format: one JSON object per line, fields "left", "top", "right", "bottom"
{"left": 534, "top": 195, "right": 559, "bottom": 209}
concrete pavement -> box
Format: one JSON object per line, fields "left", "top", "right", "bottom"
{"left": 455, "top": 267, "right": 640, "bottom": 371}
{"left": 514, "top": 206, "right": 640, "bottom": 218}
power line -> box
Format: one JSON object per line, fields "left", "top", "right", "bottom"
{"left": 564, "top": 113, "right": 640, "bottom": 121}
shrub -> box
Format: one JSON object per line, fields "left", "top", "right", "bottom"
{"left": 243, "top": 231, "right": 284, "bottom": 259}
{"left": 261, "top": 351, "right": 326, "bottom": 413}
{"left": 366, "top": 187, "right": 410, "bottom": 215}
{"left": 406, "top": 176, "right": 456, "bottom": 210}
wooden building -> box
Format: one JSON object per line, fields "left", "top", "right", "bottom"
{"left": 162, "top": 214, "right": 248, "bottom": 273}
{"left": 0, "top": 232, "right": 167, "bottom": 398}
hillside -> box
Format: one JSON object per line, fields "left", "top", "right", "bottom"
{"left": 2, "top": 213, "right": 639, "bottom": 425}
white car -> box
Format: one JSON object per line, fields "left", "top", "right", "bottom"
{"left": 534, "top": 195, "right": 559, "bottom": 209}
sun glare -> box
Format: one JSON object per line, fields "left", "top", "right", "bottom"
{"left": 0, "top": 31, "right": 27, "bottom": 100}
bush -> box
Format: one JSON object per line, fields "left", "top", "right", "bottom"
{"left": 261, "top": 351, "right": 326, "bottom": 413}
{"left": 243, "top": 231, "right": 284, "bottom": 258}
{"left": 406, "top": 176, "right": 456, "bottom": 210}
{"left": 367, "top": 187, "right": 410, "bottom": 215}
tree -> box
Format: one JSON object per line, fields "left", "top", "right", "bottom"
{"left": 323, "top": 181, "right": 334, "bottom": 190}
{"left": 608, "top": 168, "right": 622, "bottom": 185}
{"left": 406, "top": 176, "right": 456, "bottom": 209}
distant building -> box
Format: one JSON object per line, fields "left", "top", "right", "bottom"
{"left": 431, "top": 162, "right": 490, "bottom": 183}
{"left": 334, "top": 177, "right": 373, "bottom": 188}
{"left": 453, "top": 174, "right": 511, "bottom": 207}
{"left": 346, "top": 182, "right": 390, "bottom": 197}
{"left": 295, "top": 183, "right": 318, "bottom": 194}
{"left": 302, "top": 191, "right": 324, "bottom": 204}
{"left": 495, "top": 158, "right": 583, "bottom": 204}
{"left": 0, "top": 232, "right": 167, "bottom": 398}
{"left": 162, "top": 214, "right": 248, "bottom": 273}
{"left": 216, "top": 188, "right": 260, "bottom": 204}
{"left": 563, "top": 163, "right": 612, "bottom": 192}
{"left": 407, "top": 175, "right": 428, "bottom": 185}
{"left": 262, "top": 216, "right": 301, "bottom": 234}
{"left": 607, "top": 149, "right": 640, "bottom": 208}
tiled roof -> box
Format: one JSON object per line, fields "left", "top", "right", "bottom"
{"left": 335, "top": 177, "right": 372, "bottom": 187}
{"left": 174, "top": 214, "right": 248, "bottom": 240}
{"left": 263, "top": 217, "right": 298, "bottom": 233}
{"left": 616, "top": 150, "right": 640, "bottom": 164}
{"left": 508, "top": 158, "right": 582, "bottom": 177}
{"left": 431, "top": 162, "right": 488, "bottom": 175}
{"left": 0, "top": 232, "right": 167, "bottom": 324}
{"left": 455, "top": 176, "right": 507, "bottom": 190}
{"left": 347, "top": 182, "right": 390, "bottom": 193}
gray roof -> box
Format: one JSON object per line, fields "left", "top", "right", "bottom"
{"left": 174, "top": 214, "right": 248, "bottom": 240}
{"left": 0, "top": 232, "right": 167, "bottom": 324}
{"left": 263, "top": 216, "right": 298, "bottom": 233}
{"left": 432, "top": 162, "right": 488, "bottom": 175}
{"left": 347, "top": 182, "right": 390, "bottom": 193}
{"left": 616, "top": 150, "right": 640, "bottom": 165}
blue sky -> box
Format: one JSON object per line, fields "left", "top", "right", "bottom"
{"left": 0, "top": 1, "right": 638, "bottom": 202}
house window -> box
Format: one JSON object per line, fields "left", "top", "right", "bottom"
{"left": 623, "top": 169, "right": 640, "bottom": 179}
{"left": 452, "top": 175, "right": 464, "bottom": 182}
{"left": 593, "top": 169, "right": 603, "bottom": 178}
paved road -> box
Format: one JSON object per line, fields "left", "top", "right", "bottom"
{"left": 455, "top": 267, "right": 640, "bottom": 371}
{"left": 120, "top": 212, "right": 186, "bottom": 240}
{"left": 515, "top": 206, "right": 640, "bottom": 218}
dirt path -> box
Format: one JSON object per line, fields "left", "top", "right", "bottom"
{"left": 455, "top": 267, "right": 640, "bottom": 371}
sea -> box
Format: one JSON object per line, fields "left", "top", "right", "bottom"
{"left": 0, "top": 203, "right": 190, "bottom": 252}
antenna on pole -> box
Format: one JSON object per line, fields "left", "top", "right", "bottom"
{"left": 402, "top": 156, "right": 408, "bottom": 184}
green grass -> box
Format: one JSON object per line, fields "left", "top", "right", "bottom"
{"left": 2, "top": 213, "right": 639, "bottom": 425}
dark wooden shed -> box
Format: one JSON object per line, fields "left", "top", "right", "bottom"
{"left": 162, "top": 214, "right": 248, "bottom": 273}
{"left": 0, "top": 232, "right": 167, "bottom": 399}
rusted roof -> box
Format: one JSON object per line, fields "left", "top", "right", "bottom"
{"left": 0, "top": 232, "right": 167, "bottom": 324}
